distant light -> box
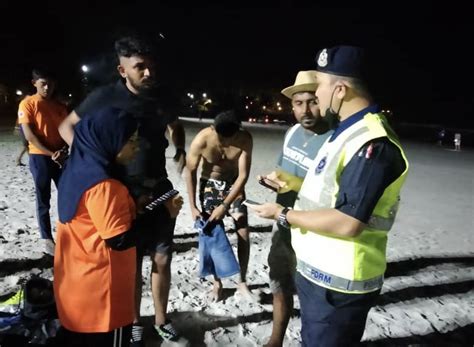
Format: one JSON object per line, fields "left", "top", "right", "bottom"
{"left": 262, "top": 106, "right": 266, "bottom": 110}
{"left": 190, "top": 94, "right": 194, "bottom": 99}
{"left": 277, "top": 102, "right": 280, "bottom": 106}
{"left": 81, "top": 65, "right": 89, "bottom": 73}
{"left": 68, "top": 93, "right": 72, "bottom": 97}
{"left": 202, "top": 93, "right": 207, "bottom": 98}
{"left": 278, "top": 107, "right": 282, "bottom": 111}
{"left": 208, "top": 99, "right": 212, "bottom": 103}
{"left": 245, "top": 106, "right": 249, "bottom": 109}
{"left": 159, "top": 32, "right": 166, "bottom": 39}
{"left": 250, "top": 102, "right": 253, "bottom": 105}
{"left": 16, "top": 90, "right": 23, "bottom": 96}
{"left": 246, "top": 96, "right": 249, "bottom": 99}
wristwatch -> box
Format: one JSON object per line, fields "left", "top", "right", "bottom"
{"left": 277, "top": 207, "right": 292, "bottom": 229}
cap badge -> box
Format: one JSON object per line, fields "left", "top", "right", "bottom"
{"left": 317, "top": 49, "right": 328, "bottom": 67}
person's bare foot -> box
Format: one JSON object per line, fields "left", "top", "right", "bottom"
{"left": 237, "top": 282, "right": 255, "bottom": 301}
{"left": 210, "top": 281, "right": 223, "bottom": 302}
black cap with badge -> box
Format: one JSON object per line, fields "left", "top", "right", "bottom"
{"left": 315, "top": 45, "right": 368, "bottom": 79}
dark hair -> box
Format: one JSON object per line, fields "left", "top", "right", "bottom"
{"left": 214, "top": 110, "right": 241, "bottom": 137}
{"left": 114, "top": 35, "right": 157, "bottom": 58}
{"left": 32, "top": 69, "right": 52, "bottom": 81}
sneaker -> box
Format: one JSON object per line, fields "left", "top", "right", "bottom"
{"left": 130, "top": 324, "right": 145, "bottom": 347}
{"left": 154, "top": 320, "right": 179, "bottom": 342}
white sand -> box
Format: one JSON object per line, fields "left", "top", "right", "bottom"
{"left": 1, "top": 119, "right": 473, "bottom": 345}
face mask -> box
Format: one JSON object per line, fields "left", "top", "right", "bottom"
{"left": 324, "top": 86, "right": 342, "bottom": 129}
{"left": 324, "top": 108, "right": 340, "bottom": 129}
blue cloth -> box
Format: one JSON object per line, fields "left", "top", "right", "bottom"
{"left": 29, "top": 154, "right": 61, "bottom": 239}
{"left": 295, "top": 272, "right": 380, "bottom": 347}
{"left": 195, "top": 218, "right": 240, "bottom": 279}
{"left": 58, "top": 107, "right": 137, "bottom": 223}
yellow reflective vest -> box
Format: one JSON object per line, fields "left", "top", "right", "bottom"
{"left": 292, "top": 112, "right": 409, "bottom": 293}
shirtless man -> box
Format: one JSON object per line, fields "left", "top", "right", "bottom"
{"left": 185, "top": 110, "right": 253, "bottom": 301}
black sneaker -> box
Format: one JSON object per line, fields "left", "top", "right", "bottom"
{"left": 154, "top": 320, "right": 179, "bottom": 342}
{"left": 130, "top": 324, "right": 145, "bottom": 347}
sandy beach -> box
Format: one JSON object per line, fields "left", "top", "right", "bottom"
{"left": 1, "top": 118, "right": 473, "bottom": 346}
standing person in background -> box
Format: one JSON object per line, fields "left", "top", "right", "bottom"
{"left": 18, "top": 69, "right": 68, "bottom": 254}
{"left": 250, "top": 46, "right": 408, "bottom": 346}
{"left": 58, "top": 34, "right": 187, "bottom": 346}
{"left": 258, "top": 71, "right": 331, "bottom": 347}
{"left": 454, "top": 133, "right": 461, "bottom": 151}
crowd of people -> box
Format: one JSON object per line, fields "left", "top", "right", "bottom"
{"left": 15, "top": 34, "right": 409, "bottom": 347}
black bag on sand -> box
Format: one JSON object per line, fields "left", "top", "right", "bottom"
{"left": 0, "top": 276, "right": 59, "bottom": 346}
{"left": 22, "top": 277, "right": 56, "bottom": 321}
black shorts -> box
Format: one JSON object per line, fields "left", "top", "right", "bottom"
{"left": 134, "top": 179, "right": 176, "bottom": 256}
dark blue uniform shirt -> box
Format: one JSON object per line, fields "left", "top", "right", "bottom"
{"left": 332, "top": 106, "right": 406, "bottom": 223}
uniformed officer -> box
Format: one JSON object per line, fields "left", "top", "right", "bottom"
{"left": 250, "top": 45, "right": 409, "bottom": 346}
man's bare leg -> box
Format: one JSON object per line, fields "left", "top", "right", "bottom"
{"left": 151, "top": 252, "right": 171, "bottom": 326}
{"left": 236, "top": 225, "right": 253, "bottom": 298}
{"left": 264, "top": 291, "right": 293, "bottom": 347}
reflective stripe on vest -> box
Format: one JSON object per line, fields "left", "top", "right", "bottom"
{"left": 297, "top": 259, "right": 383, "bottom": 293}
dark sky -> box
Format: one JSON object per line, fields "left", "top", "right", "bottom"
{"left": 0, "top": 1, "right": 470, "bottom": 127}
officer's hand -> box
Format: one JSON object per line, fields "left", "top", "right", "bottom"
{"left": 164, "top": 195, "right": 184, "bottom": 218}
{"left": 248, "top": 202, "right": 283, "bottom": 220}
{"left": 173, "top": 148, "right": 186, "bottom": 174}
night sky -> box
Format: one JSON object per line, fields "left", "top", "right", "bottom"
{"left": 0, "top": 2, "right": 470, "bottom": 127}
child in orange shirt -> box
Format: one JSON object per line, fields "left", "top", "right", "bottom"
{"left": 54, "top": 107, "right": 181, "bottom": 347}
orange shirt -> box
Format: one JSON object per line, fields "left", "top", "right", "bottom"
{"left": 18, "top": 94, "right": 67, "bottom": 155}
{"left": 54, "top": 179, "right": 136, "bottom": 333}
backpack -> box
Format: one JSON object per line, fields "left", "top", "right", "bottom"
{"left": 0, "top": 276, "right": 59, "bottom": 346}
